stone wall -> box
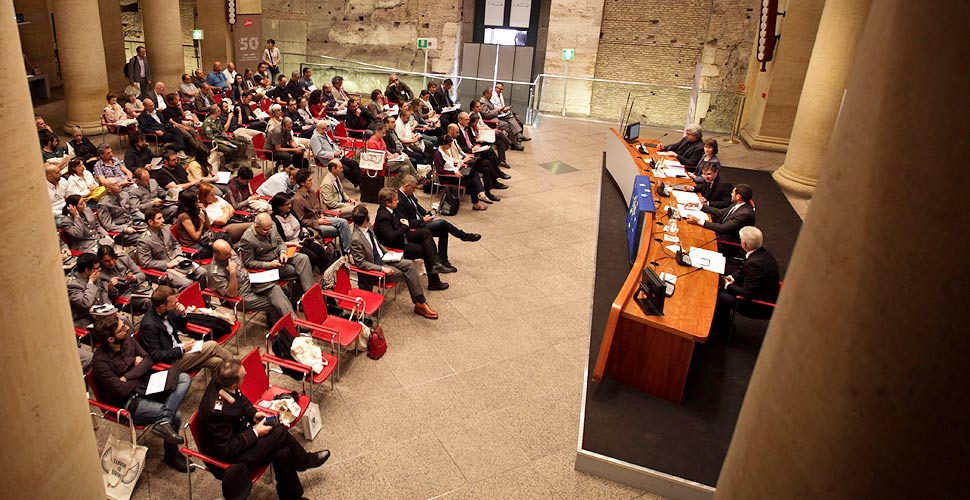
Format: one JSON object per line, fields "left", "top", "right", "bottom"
{"left": 537, "top": 0, "right": 606, "bottom": 116}
{"left": 120, "top": 0, "right": 200, "bottom": 74}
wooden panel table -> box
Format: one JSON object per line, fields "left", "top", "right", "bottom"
{"left": 592, "top": 129, "right": 718, "bottom": 403}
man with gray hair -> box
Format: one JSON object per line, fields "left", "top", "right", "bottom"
{"left": 97, "top": 178, "right": 144, "bottom": 246}
{"left": 657, "top": 124, "right": 705, "bottom": 167}
{"left": 309, "top": 121, "right": 362, "bottom": 187}
{"left": 711, "top": 225, "right": 781, "bottom": 333}
{"left": 236, "top": 213, "right": 315, "bottom": 305}
{"left": 208, "top": 239, "right": 293, "bottom": 326}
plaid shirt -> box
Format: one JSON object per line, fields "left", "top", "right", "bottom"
{"left": 93, "top": 157, "right": 126, "bottom": 182}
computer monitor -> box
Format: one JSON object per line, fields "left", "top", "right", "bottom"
{"left": 634, "top": 266, "right": 666, "bottom": 316}
{"left": 624, "top": 121, "right": 640, "bottom": 143}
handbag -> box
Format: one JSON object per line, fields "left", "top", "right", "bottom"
{"left": 101, "top": 426, "right": 148, "bottom": 500}
{"left": 438, "top": 186, "right": 461, "bottom": 216}
{"left": 368, "top": 325, "right": 387, "bottom": 360}
{"left": 86, "top": 185, "right": 107, "bottom": 202}
{"left": 302, "top": 402, "right": 322, "bottom": 440}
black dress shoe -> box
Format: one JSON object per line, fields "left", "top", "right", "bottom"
{"left": 460, "top": 232, "right": 482, "bottom": 242}
{"left": 486, "top": 193, "right": 501, "bottom": 202}
{"left": 500, "top": 162, "right": 511, "bottom": 168}
{"left": 497, "top": 172, "right": 511, "bottom": 180}
{"left": 164, "top": 454, "right": 190, "bottom": 473}
{"left": 518, "top": 135, "right": 531, "bottom": 141}
{"left": 493, "top": 182, "right": 509, "bottom": 190}
{"left": 510, "top": 144, "right": 525, "bottom": 151}
{"left": 152, "top": 421, "right": 185, "bottom": 445}
{"left": 304, "top": 450, "right": 331, "bottom": 470}
{"left": 427, "top": 281, "right": 450, "bottom": 291}
{"left": 436, "top": 261, "right": 458, "bottom": 273}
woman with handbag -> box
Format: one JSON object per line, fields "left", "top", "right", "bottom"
{"left": 269, "top": 193, "right": 334, "bottom": 272}
{"left": 175, "top": 190, "right": 229, "bottom": 259}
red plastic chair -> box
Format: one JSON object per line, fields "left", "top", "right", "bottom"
{"left": 239, "top": 347, "right": 312, "bottom": 421}
{"left": 177, "top": 282, "right": 241, "bottom": 350}
{"left": 298, "top": 283, "right": 364, "bottom": 377}
{"left": 265, "top": 314, "right": 338, "bottom": 395}
{"left": 86, "top": 370, "right": 152, "bottom": 440}
{"left": 250, "top": 133, "right": 278, "bottom": 171}
{"left": 180, "top": 409, "right": 269, "bottom": 500}
{"left": 334, "top": 265, "right": 386, "bottom": 324}
{"left": 170, "top": 226, "right": 212, "bottom": 265}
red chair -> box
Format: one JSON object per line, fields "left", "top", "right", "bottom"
{"left": 250, "top": 133, "right": 277, "bottom": 172}
{"left": 729, "top": 281, "right": 782, "bottom": 340}
{"left": 250, "top": 172, "right": 267, "bottom": 193}
{"left": 298, "top": 283, "right": 364, "bottom": 377}
{"left": 333, "top": 265, "right": 386, "bottom": 324}
{"left": 239, "top": 347, "right": 313, "bottom": 421}
{"left": 180, "top": 409, "right": 270, "bottom": 500}
{"left": 169, "top": 226, "right": 212, "bottom": 265}
{"left": 265, "top": 314, "right": 338, "bottom": 395}
{"left": 86, "top": 370, "right": 152, "bottom": 440}
{"left": 177, "top": 282, "right": 241, "bottom": 350}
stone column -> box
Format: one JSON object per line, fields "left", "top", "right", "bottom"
{"left": 198, "top": 0, "right": 235, "bottom": 65}
{"left": 13, "top": 0, "right": 61, "bottom": 86}
{"left": 716, "top": 1, "right": 969, "bottom": 498}
{"left": 739, "top": 0, "right": 825, "bottom": 151}
{"left": 52, "top": 0, "right": 110, "bottom": 135}
{"left": 0, "top": 3, "right": 105, "bottom": 498}
{"left": 773, "top": 0, "right": 872, "bottom": 196}
{"left": 142, "top": 0, "right": 186, "bottom": 90}
{"left": 99, "top": 0, "right": 129, "bottom": 94}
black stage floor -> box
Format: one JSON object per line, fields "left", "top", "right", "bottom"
{"left": 582, "top": 165, "right": 802, "bottom": 487}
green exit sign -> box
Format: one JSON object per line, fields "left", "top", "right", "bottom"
{"left": 417, "top": 38, "right": 428, "bottom": 49}
{"left": 192, "top": 29, "right": 204, "bottom": 40}
{"left": 562, "top": 48, "right": 575, "bottom": 61}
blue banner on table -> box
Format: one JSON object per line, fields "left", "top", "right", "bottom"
{"left": 626, "top": 175, "right": 655, "bottom": 262}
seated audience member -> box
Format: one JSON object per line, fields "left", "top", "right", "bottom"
{"left": 139, "top": 285, "right": 233, "bottom": 374}
{"left": 123, "top": 93, "right": 145, "bottom": 118}
{"left": 93, "top": 145, "right": 134, "bottom": 187}
{"left": 289, "top": 170, "right": 351, "bottom": 254}
{"left": 124, "top": 131, "right": 155, "bottom": 172}
{"left": 394, "top": 175, "right": 480, "bottom": 271}
{"left": 194, "top": 83, "right": 217, "bottom": 113}
{"left": 269, "top": 193, "right": 333, "bottom": 273}
{"left": 242, "top": 68, "right": 256, "bottom": 90}
{"left": 383, "top": 115, "right": 428, "bottom": 167}
{"left": 657, "top": 124, "right": 705, "bottom": 167}
{"left": 191, "top": 69, "right": 206, "bottom": 88}
{"left": 395, "top": 108, "right": 428, "bottom": 156}
{"left": 137, "top": 207, "right": 210, "bottom": 289}
{"left": 434, "top": 136, "right": 487, "bottom": 211}
{"left": 384, "top": 74, "right": 413, "bottom": 105}
{"left": 266, "top": 75, "right": 290, "bottom": 105}
{"left": 138, "top": 98, "right": 187, "bottom": 154}
{"left": 331, "top": 75, "right": 350, "bottom": 104}
{"left": 256, "top": 166, "right": 299, "bottom": 198}
{"left": 416, "top": 91, "right": 439, "bottom": 125}
{"left": 131, "top": 167, "right": 175, "bottom": 220}
{"left": 319, "top": 159, "right": 358, "bottom": 217}
{"left": 308, "top": 121, "right": 361, "bottom": 188}
{"left": 712, "top": 226, "right": 780, "bottom": 332}
{"left": 197, "top": 359, "right": 330, "bottom": 500}
{"left": 66, "top": 253, "right": 113, "bottom": 328}
{"left": 200, "top": 182, "right": 249, "bottom": 242}
{"left": 350, "top": 205, "right": 439, "bottom": 319}
{"left": 66, "top": 126, "right": 100, "bottom": 168}
{"left": 266, "top": 117, "right": 309, "bottom": 169}
{"left": 209, "top": 240, "right": 293, "bottom": 326}
{"left": 230, "top": 91, "right": 268, "bottom": 136}
{"left": 89, "top": 315, "right": 191, "bottom": 472}
{"left": 186, "top": 147, "right": 222, "bottom": 187}
{"left": 285, "top": 98, "right": 315, "bottom": 138}
{"left": 367, "top": 122, "right": 418, "bottom": 188}
{"left": 202, "top": 105, "right": 250, "bottom": 163}
{"left": 40, "top": 130, "right": 67, "bottom": 162}
{"left": 161, "top": 93, "right": 200, "bottom": 154}
{"left": 61, "top": 194, "right": 114, "bottom": 252}
{"left": 179, "top": 73, "right": 200, "bottom": 100}
{"left": 490, "top": 82, "right": 527, "bottom": 137}
{"left": 98, "top": 179, "right": 144, "bottom": 246}
{"left": 47, "top": 163, "right": 68, "bottom": 217}
{"left": 298, "top": 67, "right": 314, "bottom": 93}
{"left": 231, "top": 75, "right": 246, "bottom": 102}
{"left": 147, "top": 81, "right": 168, "bottom": 111}
{"left": 367, "top": 89, "right": 386, "bottom": 117}
{"left": 322, "top": 83, "right": 344, "bottom": 112}
{"left": 36, "top": 116, "right": 54, "bottom": 134}
{"left": 374, "top": 187, "right": 450, "bottom": 288}
{"left": 479, "top": 87, "right": 524, "bottom": 149}
{"left": 343, "top": 98, "right": 376, "bottom": 131}
{"left": 430, "top": 79, "right": 459, "bottom": 127}
{"left": 175, "top": 190, "right": 227, "bottom": 259}
{"left": 207, "top": 62, "right": 230, "bottom": 92}
{"left": 65, "top": 158, "right": 99, "bottom": 198}
{"left": 685, "top": 162, "right": 733, "bottom": 208}
{"left": 447, "top": 122, "right": 502, "bottom": 203}
{"left": 265, "top": 103, "right": 284, "bottom": 133}
{"left": 285, "top": 70, "right": 305, "bottom": 101}
{"left": 236, "top": 213, "right": 315, "bottom": 303}
{"left": 469, "top": 101, "right": 515, "bottom": 162}
{"left": 103, "top": 93, "right": 129, "bottom": 124}
{"left": 154, "top": 150, "right": 199, "bottom": 192}
{"left": 687, "top": 184, "right": 756, "bottom": 250}
{"left": 227, "top": 166, "right": 258, "bottom": 210}
{"left": 254, "top": 62, "right": 271, "bottom": 86}
{"left": 307, "top": 88, "right": 330, "bottom": 118}
{"left": 97, "top": 245, "right": 150, "bottom": 314}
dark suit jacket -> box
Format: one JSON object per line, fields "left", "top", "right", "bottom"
{"left": 137, "top": 110, "right": 168, "bottom": 135}
{"left": 126, "top": 55, "right": 151, "bottom": 84}
{"left": 701, "top": 202, "right": 756, "bottom": 245}
{"left": 661, "top": 137, "right": 705, "bottom": 166}
{"left": 726, "top": 247, "right": 780, "bottom": 304}
{"left": 393, "top": 190, "right": 427, "bottom": 228}
{"left": 697, "top": 176, "right": 734, "bottom": 209}
{"left": 138, "top": 307, "right": 190, "bottom": 364}
{"left": 373, "top": 206, "right": 409, "bottom": 249}
{"left": 431, "top": 88, "right": 453, "bottom": 112}
{"left": 197, "top": 381, "right": 259, "bottom": 460}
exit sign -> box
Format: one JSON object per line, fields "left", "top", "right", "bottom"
{"left": 562, "top": 48, "right": 575, "bottom": 61}
{"left": 417, "top": 38, "right": 437, "bottom": 49}
{"left": 192, "top": 29, "right": 204, "bottom": 40}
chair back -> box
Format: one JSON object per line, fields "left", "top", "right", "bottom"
{"left": 300, "top": 283, "right": 330, "bottom": 323}
{"left": 186, "top": 410, "right": 203, "bottom": 450}
{"left": 334, "top": 266, "right": 352, "bottom": 295}
{"left": 334, "top": 121, "right": 347, "bottom": 138}
{"left": 251, "top": 172, "right": 267, "bottom": 192}
{"left": 85, "top": 370, "right": 107, "bottom": 404}
{"left": 239, "top": 348, "right": 269, "bottom": 403}
{"left": 252, "top": 133, "right": 272, "bottom": 161}
{"left": 178, "top": 282, "right": 206, "bottom": 309}
{"left": 260, "top": 98, "right": 271, "bottom": 112}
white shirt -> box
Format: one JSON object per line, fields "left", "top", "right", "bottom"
{"left": 223, "top": 69, "right": 237, "bottom": 82}
{"left": 491, "top": 91, "right": 505, "bottom": 109}
{"left": 360, "top": 227, "right": 384, "bottom": 259}
{"left": 49, "top": 178, "right": 67, "bottom": 214}
{"left": 65, "top": 171, "right": 97, "bottom": 197}
{"left": 204, "top": 196, "right": 233, "bottom": 222}
{"left": 438, "top": 147, "right": 459, "bottom": 172}
{"left": 154, "top": 94, "right": 167, "bottom": 111}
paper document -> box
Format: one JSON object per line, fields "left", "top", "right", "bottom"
{"left": 442, "top": 104, "right": 460, "bottom": 113}
{"left": 150, "top": 157, "right": 163, "bottom": 169}
{"left": 651, "top": 169, "right": 667, "bottom": 178}
{"left": 663, "top": 159, "right": 683, "bottom": 168}
{"left": 307, "top": 85, "right": 317, "bottom": 92}
{"left": 249, "top": 269, "right": 281, "bottom": 284}
{"left": 189, "top": 341, "right": 204, "bottom": 353}
{"left": 672, "top": 191, "right": 700, "bottom": 205}
{"left": 216, "top": 171, "right": 231, "bottom": 184}
{"left": 688, "top": 247, "right": 727, "bottom": 274}
{"left": 679, "top": 205, "right": 710, "bottom": 221}
{"left": 665, "top": 166, "right": 688, "bottom": 177}
{"left": 659, "top": 272, "right": 678, "bottom": 284}
{"left": 145, "top": 370, "right": 169, "bottom": 395}
{"left": 477, "top": 128, "right": 495, "bottom": 143}
{"left": 472, "top": 145, "right": 490, "bottom": 154}
{"left": 382, "top": 251, "right": 404, "bottom": 263}
{"left": 663, "top": 234, "right": 680, "bottom": 243}
{"left": 334, "top": 108, "right": 347, "bottom": 116}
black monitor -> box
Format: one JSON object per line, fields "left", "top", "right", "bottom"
{"left": 624, "top": 121, "right": 640, "bottom": 143}
{"left": 635, "top": 266, "right": 666, "bottom": 316}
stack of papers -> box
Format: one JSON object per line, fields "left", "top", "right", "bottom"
{"left": 472, "top": 145, "right": 490, "bottom": 154}
{"left": 382, "top": 251, "right": 403, "bottom": 262}
{"left": 249, "top": 269, "right": 281, "bottom": 284}
{"left": 664, "top": 159, "right": 683, "bottom": 168}
{"left": 216, "top": 171, "right": 231, "bottom": 184}
{"left": 688, "top": 247, "right": 727, "bottom": 274}
{"left": 679, "top": 206, "right": 710, "bottom": 221}
{"left": 477, "top": 128, "right": 496, "bottom": 143}
{"left": 150, "top": 157, "right": 163, "bottom": 169}
{"left": 672, "top": 191, "right": 700, "bottom": 205}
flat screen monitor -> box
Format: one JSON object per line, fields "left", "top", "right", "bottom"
{"left": 635, "top": 266, "right": 666, "bottom": 316}
{"left": 624, "top": 122, "right": 640, "bottom": 143}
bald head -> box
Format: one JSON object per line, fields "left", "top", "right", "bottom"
{"left": 315, "top": 121, "right": 329, "bottom": 134}
{"left": 45, "top": 164, "right": 61, "bottom": 183}
{"left": 103, "top": 178, "right": 122, "bottom": 193}
{"left": 212, "top": 239, "right": 232, "bottom": 260}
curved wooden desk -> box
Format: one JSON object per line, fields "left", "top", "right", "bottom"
{"left": 592, "top": 130, "right": 717, "bottom": 403}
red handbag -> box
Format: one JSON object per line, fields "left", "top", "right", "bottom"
{"left": 367, "top": 325, "right": 387, "bottom": 360}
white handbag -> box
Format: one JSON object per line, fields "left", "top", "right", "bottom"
{"left": 100, "top": 424, "right": 148, "bottom": 500}
{"left": 302, "top": 402, "right": 322, "bottom": 440}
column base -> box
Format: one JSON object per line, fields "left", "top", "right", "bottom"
{"left": 63, "top": 120, "right": 103, "bottom": 136}
{"left": 740, "top": 128, "right": 790, "bottom": 152}
{"left": 773, "top": 164, "right": 817, "bottom": 197}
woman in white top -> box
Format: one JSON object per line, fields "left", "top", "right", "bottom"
{"left": 123, "top": 93, "right": 144, "bottom": 118}
{"left": 103, "top": 93, "right": 127, "bottom": 123}
{"left": 64, "top": 158, "right": 98, "bottom": 198}
{"left": 199, "top": 183, "right": 249, "bottom": 242}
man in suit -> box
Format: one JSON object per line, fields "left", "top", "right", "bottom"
{"left": 686, "top": 162, "right": 734, "bottom": 208}
{"left": 319, "top": 159, "right": 359, "bottom": 217}
{"left": 712, "top": 226, "right": 780, "bottom": 332}
{"left": 197, "top": 360, "right": 330, "bottom": 500}
{"left": 490, "top": 83, "right": 528, "bottom": 139}
{"left": 97, "top": 245, "right": 150, "bottom": 314}
{"left": 194, "top": 83, "right": 217, "bottom": 113}
{"left": 126, "top": 46, "right": 151, "bottom": 99}
{"left": 448, "top": 122, "right": 504, "bottom": 203}
{"left": 66, "top": 253, "right": 113, "bottom": 328}
{"left": 209, "top": 239, "right": 293, "bottom": 327}
{"left": 430, "top": 79, "right": 459, "bottom": 127}
{"left": 657, "top": 124, "right": 705, "bottom": 167}
{"left": 97, "top": 179, "right": 144, "bottom": 246}
{"left": 343, "top": 97, "right": 376, "bottom": 131}
{"left": 350, "top": 205, "right": 439, "bottom": 319}
{"left": 384, "top": 73, "right": 414, "bottom": 105}
{"left": 137, "top": 208, "right": 210, "bottom": 289}
{"left": 480, "top": 87, "right": 524, "bottom": 147}
{"left": 687, "top": 183, "right": 756, "bottom": 251}
{"left": 395, "top": 176, "right": 480, "bottom": 271}
{"left": 374, "top": 187, "right": 451, "bottom": 287}
{"left": 130, "top": 167, "right": 177, "bottom": 221}
{"left": 470, "top": 99, "right": 518, "bottom": 164}
{"left": 138, "top": 285, "right": 233, "bottom": 375}
{"left": 236, "top": 213, "right": 314, "bottom": 304}
{"left": 138, "top": 98, "right": 186, "bottom": 153}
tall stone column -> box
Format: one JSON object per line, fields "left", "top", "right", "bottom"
{"left": 716, "top": 1, "right": 969, "bottom": 498}
{"left": 773, "top": 0, "right": 872, "bottom": 196}
{"left": 0, "top": 3, "right": 105, "bottom": 498}
{"left": 13, "top": 0, "right": 61, "bottom": 87}
{"left": 142, "top": 0, "right": 186, "bottom": 90}
{"left": 99, "top": 0, "right": 129, "bottom": 94}
{"left": 198, "top": 0, "right": 235, "bottom": 65}
{"left": 52, "top": 0, "right": 110, "bottom": 135}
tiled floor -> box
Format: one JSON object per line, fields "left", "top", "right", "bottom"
{"left": 80, "top": 113, "right": 797, "bottom": 499}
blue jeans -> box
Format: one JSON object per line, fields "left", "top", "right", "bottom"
{"left": 318, "top": 216, "right": 351, "bottom": 253}
{"left": 132, "top": 371, "right": 191, "bottom": 456}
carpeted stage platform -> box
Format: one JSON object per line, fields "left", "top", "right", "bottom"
{"left": 582, "top": 164, "right": 802, "bottom": 487}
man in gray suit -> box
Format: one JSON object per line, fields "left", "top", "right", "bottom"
{"left": 479, "top": 88, "right": 524, "bottom": 148}
{"left": 130, "top": 167, "right": 177, "bottom": 221}
{"left": 349, "top": 205, "right": 438, "bottom": 320}
{"left": 235, "top": 213, "right": 314, "bottom": 304}
{"left": 136, "top": 208, "right": 209, "bottom": 289}
{"left": 208, "top": 240, "right": 293, "bottom": 326}
{"left": 97, "top": 179, "right": 144, "bottom": 246}
{"left": 67, "top": 253, "right": 113, "bottom": 328}
{"left": 126, "top": 46, "right": 151, "bottom": 99}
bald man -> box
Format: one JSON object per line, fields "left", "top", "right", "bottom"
{"left": 208, "top": 240, "right": 293, "bottom": 326}
{"left": 47, "top": 163, "right": 67, "bottom": 218}
{"left": 235, "top": 213, "right": 314, "bottom": 304}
